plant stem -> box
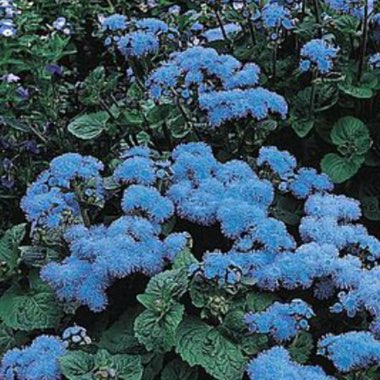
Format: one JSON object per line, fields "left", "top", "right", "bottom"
{"left": 313, "top": 0, "right": 322, "bottom": 37}
{"left": 357, "top": 0, "right": 369, "bottom": 83}
{"left": 272, "top": 45, "right": 278, "bottom": 84}
{"left": 214, "top": 8, "right": 232, "bottom": 49}
{"left": 309, "top": 74, "right": 317, "bottom": 116}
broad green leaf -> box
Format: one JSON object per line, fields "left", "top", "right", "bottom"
{"left": 123, "top": 110, "right": 144, "bottom": 127}
{"left": 68, "top": 111, "right": 110, "bottom": 140}
{"left": 134, "top": 304, "right": 185, "bottom": 352}
{"left": 18, "top": 246, "right": 59, "bottom": 268}
{"left": 141, "top": 354, "right": 164, "bottom": 380}
{"left": 60, "top": 351, "right": 95, "bottom": 380}
{"left": 289, "top": 332, "right": 314, "bottom": 364}
{"left": 0, "top": 224, "right": 26, "bottom": 280}
{"left": 61, "top": 350, "right": 143, "bottom": 380}
{"left": 331, "top": 116, "right": 371, "bottom": 155}
{"left": 161, "top": 358, "right": 198, "bottom": 380}
{"left": 146, "top": 104, "right": 172, "bottom": 125}
{"left": 0, "top": 279, "right": 63, "bottom": 331}
{"left": 176, "top": 318, "right": 246, "bottom": 380}
{"left": 360, "top": 197, "right": 380, "bottom": 221}
{"left": 338, "top": 82, "right": 373, "bottom": 99}
{"left": 99, "top": 308, "right": 142, "bottom": 355}
{"left": 321, "top": 153, "right": 364, "bottom": 183}
{"left": 138, "top": 269, "right": 189, "bottom": 310}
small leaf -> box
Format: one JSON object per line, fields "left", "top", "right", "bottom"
{"left": 321, "top": 153, "right": 364, "bottom": 183}
{"left": 331, "top": 116, "right": 371, "bottom": 155}
{"left": 289, "top": 332, "right": 314, "bottom": 364}
{"left": 172, "top": 248, "right": 198, "bottom": 270}
{"left": 68, "top": 112, "right": 110, "bottom": 140}
{"left": 0, "top": 224, "right": 26, "bottom": 280}
{"left": 291, "top": 119, "right": 314, "bottom": 138}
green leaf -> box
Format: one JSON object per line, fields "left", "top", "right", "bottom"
{"left": 172, "top": 248, "right": 198, "bottom": 270}
{"left": 134, "top": 304, "right": 185, "bottom": 353}
{"left": 289, "top": 332, "right": 314, "bottom": 364}
{"left": 245, "top": 292, "right": 277, "bottom": 313}
{"left": 138, "top": 269, "right": 189, "bottom": 310}
{"left": 61, "top": 350, "right": 143, "bottom": 380}
{"left": 99, "top": 307, "right": 143, "bottom": 355}
{"left": 146, "top": 104, "right": 172, "bottom": 125}
{"left": 0, "top": 224, "right": 26, "bottom": 280}
{"left": 60, "top": 351, "right": 95, "bottom": 380}
{"left": 338, "top": 82, "right": 374, "bottom": 99}
{"left": 331, "top": 117, "right": 371, "bottom": 155}
{"left": 141, "top": 354, "right": 164, "bottom": 380}
{"left": 18, "top": 246, "right": 59, "bottom": 268}
{"left": 0, "top": 278, "right": 63, "bottom": 331}
{"left": 291, "top": 119, "right": 314, "bottom": 138}
{"left": 68, "top": 112, "right": 110, "bottom": 140}
{"left": 0, "top": 323, "right": 28, "bottom": 355}
{"left": 360, "top": 197, "right": 380, "bottom": 221}
{"left": 176, "top": 318, "right": 246, "bottom": 380}
{"left": 161, "top": 358, "right": 198, "bottom": 380}
{"left": 123, "top": 110, "right": 144, "bottom": 127}
{"left": 321, "top": 153, "right": 364, "bottom": 183}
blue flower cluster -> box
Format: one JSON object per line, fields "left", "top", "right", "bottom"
{"left": 247, "top": 346, "right": 333, "bottom": 380}
{"left": 147, "top": 46, "right": 261, "bottom": 99}
{"left": 147, "top": 46, "right": 287, "bottom": 126}
{"left": 258, "top": 146, "right": 333, "bottom": 199}
{"left": 198, "top": 88, "right": 288, "bottom": 126}
{"left": 325, "top": 0, "right": 363, "bottom": 16}
{"left": 245, "top": 299, "right": 314, "bottom": 342}
{"left": 40, "top": 147, "right": 188, "bottom": 311}
{"left": 0, "top": 0, "right": 18, "bottom": 37}
{"left": 20, "top": 153, "right": 104, "bottom": 234}
{"left": 300, "top": 39, "right": 340, "bottom": 74}
{"left": 101, "top": 15, "right": 174, "bottom": 58}
{"left": 253, "top": 3, "right": 294, "bottom": 43}
{"left": 318, "top": 332, "right": 380, "bottom": 372}
{"left": 0, "top": 335, "right": 66, "bottom": 380}
{"left": 101, "top": 13, "right": 128, "bottom": 32}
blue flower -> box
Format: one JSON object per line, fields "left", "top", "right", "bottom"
{"left": 300, "top": 39, "right": 339, "bottom": 74}
{"left": 245, "top": 299, "right": 314, "bottom": 341}
{"left": 101, "top": 14, "right": 128, "bottom": 31}
{"left": 202, "top": 23, "right": 242, "bottom": 42}
{"left": 257, "top": 146, "right": 297, "bottom": 179}
{"left": 198, "top": 88, "right": 288, "bottom": 126}
{"left": 247, "top": 346, "right": 333, "bottom": 380}
{"left": 318, "top": 331, "right": 380, "bottom": 372}
{"left": 0, "top": 336, "right": 66, "bottom": 380}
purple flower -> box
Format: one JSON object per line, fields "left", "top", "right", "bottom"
{"left": 1, "top": 73, "right": 20, "bottom": 83}
{"left": 16, "top": 86, "right": 29, "bottom": 100}
{"left": 45, "top": 64, "right": 63, "bottom": 76}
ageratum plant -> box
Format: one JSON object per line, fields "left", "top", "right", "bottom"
{"left": 1, "top": 142, "right": 380, "bottom": 379}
